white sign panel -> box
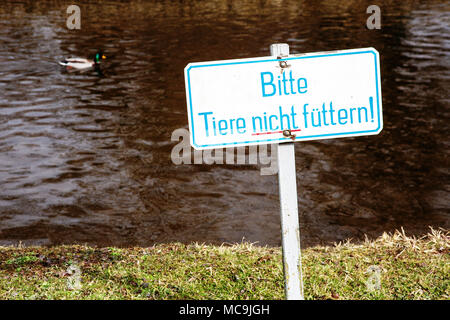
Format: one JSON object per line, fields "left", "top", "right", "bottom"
{"left": 184, "top": 47, "right": 382, "bottom": 150}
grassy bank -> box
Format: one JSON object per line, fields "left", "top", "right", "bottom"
{"left": 0, "top": 228, "right": 448, "bottom": 300}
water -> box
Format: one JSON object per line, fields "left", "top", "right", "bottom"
{"left": 0, "top": 0, "right": 448, "bottom": 247}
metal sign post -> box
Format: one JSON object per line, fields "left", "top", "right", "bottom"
{"left": 271, "top": 43, "right": 304, "bottom": 300}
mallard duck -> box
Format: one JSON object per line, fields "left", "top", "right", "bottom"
{"left": 59, "top": 51, "right": 106, "bottom": 70}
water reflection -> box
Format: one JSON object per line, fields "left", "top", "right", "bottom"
{"left": 0, "top": 0, "right": 448, "bottom": 247}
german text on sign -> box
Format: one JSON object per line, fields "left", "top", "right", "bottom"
{"left": 184, "top": 48, "right": 383, "bottom": 150}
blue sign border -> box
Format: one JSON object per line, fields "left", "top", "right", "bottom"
{"left": 186, "top": 49, "right": 381, "bottom": 149}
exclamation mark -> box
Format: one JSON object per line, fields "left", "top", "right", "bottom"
{"left": 369, "top": 96, "right": 374, "bottom": 122}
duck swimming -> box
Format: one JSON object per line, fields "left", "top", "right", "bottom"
{"left": 59, "top": 51, "right": 106, "bottom": 70}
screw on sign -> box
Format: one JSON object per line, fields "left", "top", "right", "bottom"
{"left": 184, "top": 44, "right": 383, "bottom": 299}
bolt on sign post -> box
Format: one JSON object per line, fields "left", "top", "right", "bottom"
{"left": 184, "top": 44, "right": 383, "bottom": 300}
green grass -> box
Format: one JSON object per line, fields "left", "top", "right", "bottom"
{"left": 0, "top": 228, "right": 448, "bottom": 300}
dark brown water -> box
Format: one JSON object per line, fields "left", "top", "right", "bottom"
{"left": 0, "top": 0, "right": 448, "bottom": 247}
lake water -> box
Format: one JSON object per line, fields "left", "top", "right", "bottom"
{"left": 0, "top": 0, "right": 448, "bottom": 247}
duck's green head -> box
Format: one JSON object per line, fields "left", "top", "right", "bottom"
{"left": 94, "top": 51, "right": 107, "bottom": 63}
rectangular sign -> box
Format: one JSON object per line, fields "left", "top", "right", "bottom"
{"left": 184, "top": 47, "right": 382, "bottom": 150}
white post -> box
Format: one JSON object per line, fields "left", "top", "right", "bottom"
{"left": 270, "top": 43, "right": 304, "bottom": 300}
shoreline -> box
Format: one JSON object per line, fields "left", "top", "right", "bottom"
{"left": 0, "top": 228, "right": 448, "bottom": 300}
